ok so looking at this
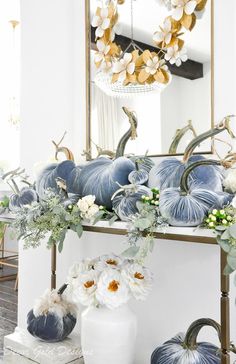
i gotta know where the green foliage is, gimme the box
[204,208,234,229]
[126,199,168,264]
[11,190,83,252]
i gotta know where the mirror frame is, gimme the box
[85,0,214,160]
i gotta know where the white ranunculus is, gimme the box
[171,0,197,21]
[92,7,111,38]
[122,263,153,300]
[83,195,96,207]
[96,269,130,309]
[72,270,98,307]
[94,253,124,271]
[77,198,89,213]
[224,169,236,193]
[85,204,100,220]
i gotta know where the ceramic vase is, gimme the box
[81,304,137,364]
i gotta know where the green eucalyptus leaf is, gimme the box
[76,224,83,238]
[134,217,151,231]
[229,246,236,257]
[227,254,236,270]
[121,246,140,258]
[216,237,231,253]
[109,214,118,226]
[220,228,230,240]
[58,229,67,253]
[215,225,227,232]
[224,263,235,275]
[52,206,62,214]
[92,211,104,225]
[228,224,236,239]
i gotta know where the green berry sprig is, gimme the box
[141,188,160,207]
[205,209,233,229]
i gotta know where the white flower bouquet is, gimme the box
[67,253,153,310]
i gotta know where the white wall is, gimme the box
[18,1,236,363]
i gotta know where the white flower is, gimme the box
[224,169,236,193]
[153,18,172,46]
[113,53,135,82]
[122,263,153,300]
[94,253,124,271]
[77,198,89,213]
[95,40,111,66]
[72,270,98,307]
[145,57,167,75]
[83,195,96,207]
[110,22,122,41]
[171,0,197,21]
[165,45,188,67]
[92,7,111,38]
[96,269,130,309]
[85,204,100,220]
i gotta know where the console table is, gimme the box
[0,215,232,363]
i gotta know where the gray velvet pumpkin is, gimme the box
[9,187,38,211]
[149,117,233,191]
[159,159,230,227]
[151,318,221,364]
[27,284,77,342]
[78,107,138,210]
[112,184,152,221]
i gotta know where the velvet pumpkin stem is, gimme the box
[168,120,197,154]
[182,115,235,163]
[180,159,221,194]
[115,107,138,159]
[184,318,221,350]
[57,284,68,295]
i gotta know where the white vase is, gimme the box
[81,304,137,364]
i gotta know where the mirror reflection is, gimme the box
[89,0,212,159]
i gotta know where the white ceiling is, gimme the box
[90,0,211,63]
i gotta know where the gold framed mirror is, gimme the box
[85,0,214,160]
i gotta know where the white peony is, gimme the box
[94,253,124,271]
[96,269,130,309]
[72,270,98,307]
[224,168,236,193]
[122,263,153,301]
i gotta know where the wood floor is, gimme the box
[0,266,18,359]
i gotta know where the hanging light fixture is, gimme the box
[94,0,171,97]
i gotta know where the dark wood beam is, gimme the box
[91,26,203,81]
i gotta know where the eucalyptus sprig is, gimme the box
[124,199,168,264]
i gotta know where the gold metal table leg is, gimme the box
[221,249,230,364]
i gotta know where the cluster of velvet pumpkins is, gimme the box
[8,115,235,228]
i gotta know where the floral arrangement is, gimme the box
[92,0,208,86]
[12,190,104,252]
[67,253,153,309]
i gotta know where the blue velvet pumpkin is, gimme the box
[9,187,38,211]
[112,184,152,221]
[151,318,221,364]
[149,119,232,191]
[159,159,228,227]
[78,157,135,210]
[128,160,149,185]
[36,160,82,198]
[27,284,77,342]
